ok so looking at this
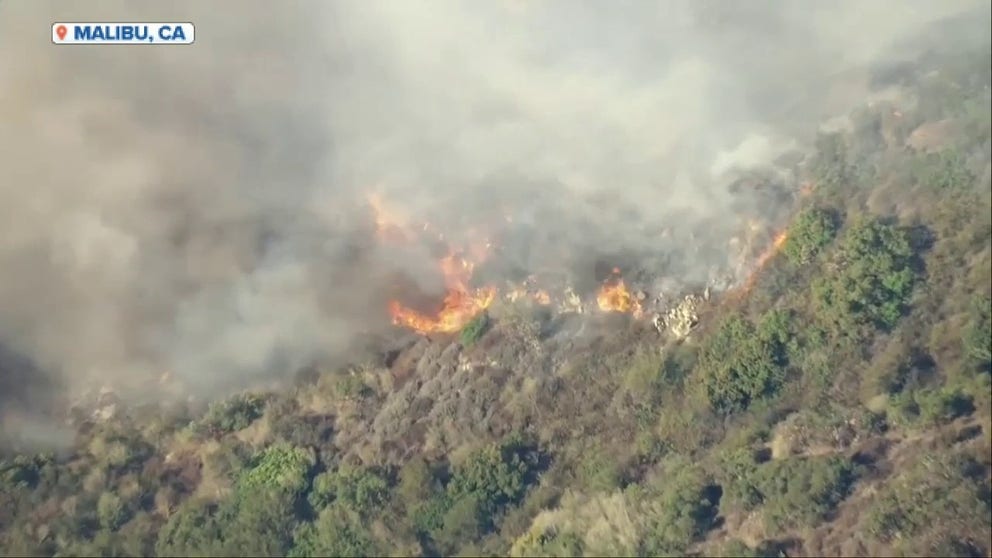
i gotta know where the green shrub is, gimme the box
[97,492,129,530]
[447,439,537,520]
[697,316,786,414]
[411,492,452,535]
[154,498,221,556]
[784,207,839,265]
[749,456,857,532]
[865,452,990,546]
[155,489,297,557]
[637,467,720,555]
[0,455,46,491]
[290,505,376,558]
[812,218,916,334]
[576,449,622,493]
[912,149,974,192]
[811,132,852,192]
[200,393,266,435]
[719,448,764,511]
[239,444,316,495]
[891,386,975,427]
[435,495,484,554]
[715,539,764,558]
[510,526,584,557]
[397,457,439,511]
[308,465,389,516]
[334,373,373,400]
[963,295,992,372]
[460,312,490,346]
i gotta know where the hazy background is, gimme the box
[1,0,989,447]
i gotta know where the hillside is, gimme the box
[1,40,991,558]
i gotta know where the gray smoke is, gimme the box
[0,0,988,445]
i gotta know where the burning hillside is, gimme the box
[597,268,645,318]
[367,182,804,338]
[388,252,498,334]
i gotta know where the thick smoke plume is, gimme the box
[0,0,988,445]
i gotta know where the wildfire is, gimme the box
[365,191,497,335]
[533,290,551,306]
[506,274,553,307]
[388,251,498,334]
[737,228,789,295]
[596,268,643,318]
[389,287,496,334]
[755,229,788,270]
[373,190,802,335]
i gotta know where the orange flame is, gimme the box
[506,276,552,306]
[533,290,551,306]
[755,230,788,270]
[738,229,789,295]
[389,250,497,334]
[370,192,499,335]
[596,268,643,317]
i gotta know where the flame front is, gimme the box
[737,228,789,295]
[752,230,788,271]
[389,286,496,334]
[368,192,498,335]
[388,249,497,334]
[597,268,643,317]
[533,290,551,306]
[374,191,800,334]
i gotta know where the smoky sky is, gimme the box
[0,0,989,435]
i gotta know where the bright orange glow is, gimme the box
[596,268,643,317]
[389,285,497,334]
[377,191,801,333]
[369,192,499,334]
[738,228,789,295]
[533,290,551,306]
[388,249,497,334]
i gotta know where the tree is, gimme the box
[697,316,786,414]
[811,132,852,192]
[199,393,267,435]
[154,498,222,556]
[963,295,992,371]
[97,491,129,531]
[289,505,377,558]
[435,495,484,554]
[813,218,916,334]
[637,467,720,555]
[239,444,316,495]
[784,207,839,265]
[912,149,974,192]
[155,488,300,557]
[446,438,538,526]
[308,465,389,516]
[397,457,437,510]
[752,456,857,531]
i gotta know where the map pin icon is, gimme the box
[56,25,67,41]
